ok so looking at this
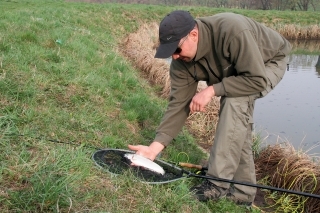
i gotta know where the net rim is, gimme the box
[92,148,186,184]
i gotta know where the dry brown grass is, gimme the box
[275,24,320,40]
[255,143,320,212]
[185,96,220,148]
[120,23,171,98]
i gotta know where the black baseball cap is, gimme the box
[155,10,195,59]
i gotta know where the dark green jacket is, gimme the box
[155,12,292,146]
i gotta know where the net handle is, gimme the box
[178,162,204,170]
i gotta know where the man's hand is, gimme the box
[128,142,165,161]
[189,85,215,113]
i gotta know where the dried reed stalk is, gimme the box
[185,96,220,146]
[120,22,171,97]
[255,143,320,212]
[274,24,320,40]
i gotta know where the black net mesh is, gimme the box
[92,149,185,184]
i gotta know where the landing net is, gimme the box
[92,149,185,184]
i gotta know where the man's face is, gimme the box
[172,29,198,62]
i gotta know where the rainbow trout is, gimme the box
[124,153,165,175]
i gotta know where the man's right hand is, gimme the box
[190,85,215,113]
[128,142,165,161]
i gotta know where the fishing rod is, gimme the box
[190,171,320,199]
[5,133,100,150]
[179,162,320,199]
[176,162,320,199]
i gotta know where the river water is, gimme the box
[254,53,320,156]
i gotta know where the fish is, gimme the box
[124,153,165,175]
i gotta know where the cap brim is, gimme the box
[154,40,180,59]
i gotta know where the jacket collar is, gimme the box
[193,19,213,61]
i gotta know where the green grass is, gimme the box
[0,0,319,212]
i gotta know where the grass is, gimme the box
[0,0,319,212]
[255,143,320,212]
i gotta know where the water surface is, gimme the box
[254,54,320,155]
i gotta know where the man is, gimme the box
[129,10,292,205]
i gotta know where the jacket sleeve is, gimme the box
[154,61,198,146]
[213,30,268,97]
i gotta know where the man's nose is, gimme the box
[172,54,179,60]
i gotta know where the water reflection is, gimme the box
[255,51,320,156]
[289,54,319,68]
[289,40,320,77]
[290,40,320,54]
[316,56,320,76]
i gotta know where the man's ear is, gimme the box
[189,29,198,42]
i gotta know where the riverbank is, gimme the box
[1,1,319,212]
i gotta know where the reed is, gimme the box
[120,23,171,98]
[274,24,320,40]
[255,143,320,212]
[185,96,220,148]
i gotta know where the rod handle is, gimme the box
[179,162,203,170]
